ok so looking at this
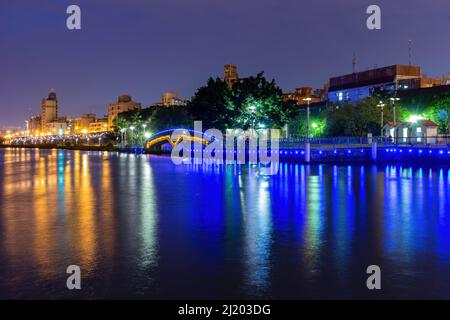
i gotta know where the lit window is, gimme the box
[390,128,395,137]
[403,128,408,143]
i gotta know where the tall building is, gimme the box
[108,95,141,130]
[223,64,239,87]
[41,91,58,131]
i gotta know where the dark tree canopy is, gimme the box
[230,72,298,130]
[187,78,234,131]
[187,72,298,131]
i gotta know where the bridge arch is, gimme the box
[144,129,209,149]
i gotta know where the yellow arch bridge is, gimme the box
[145,129,209,150]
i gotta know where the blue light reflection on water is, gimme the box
[0,148,450,299]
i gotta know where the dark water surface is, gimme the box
[0,148,449,299]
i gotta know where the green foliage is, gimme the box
[0,136,4,145]
[113,105,192,142]
[148,105,192,133]
[288,111,326,138]
[229,72,298,130]
[427,94,450,134]
[325,97,397,136]
[187,72,298,131]
[187,78,234,131]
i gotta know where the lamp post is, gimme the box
[130,126,135,146]
[120,128,127,146]
[142,124,147,145]
[390,97,400,124]
[303,97,312,163]
[377,101,385,136]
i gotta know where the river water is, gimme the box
[0,148,449,299]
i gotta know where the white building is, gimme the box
[383,119,438,144]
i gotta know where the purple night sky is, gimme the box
[1,0,449,127]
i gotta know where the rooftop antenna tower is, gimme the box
[408,39,413,66]
[352,52,356,73]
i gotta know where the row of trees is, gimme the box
[290,93,450,137]
[288,96,398,137]
[114,73,450,139]
[114,72,298,136]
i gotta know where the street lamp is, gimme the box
[302,97,312,163]
[390,97,400,124]
[142,124,147,145]
[302,97,312,140]
[120,128,127,145]
[130,126,135,145]
[377,101,386,136]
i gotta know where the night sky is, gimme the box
[1,0,449,127]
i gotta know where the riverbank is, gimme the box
[2,144,449,165]
[0,144,118,152]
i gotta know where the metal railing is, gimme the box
[280,136,450,148]
[377,136,450,147]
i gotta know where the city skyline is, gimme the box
[2,0,450,127]
[2,1,450,304]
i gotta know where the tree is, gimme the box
[148,105,192,133]
[325,97,397,136]
[113,104,192,143]
[230,72,298,130]
[288,110,326,138]
[187,78,234,131]
[427,94,450,134]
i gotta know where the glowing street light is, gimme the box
[302,97,312,139]
[129,126,136,145]
[303,97,312,163]
[408,115,424,123]
[377,101,386,136]
[390,97,400,124]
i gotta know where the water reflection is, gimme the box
[0,148,450,299]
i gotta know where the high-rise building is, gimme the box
[108,95,141,130]
[223,64,239,87]
[41,91,58,131]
